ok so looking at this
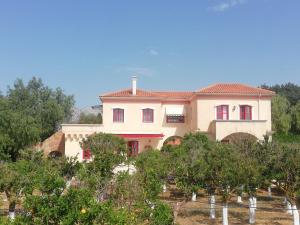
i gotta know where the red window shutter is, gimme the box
[143,108,153,122]
[82,145,91,160]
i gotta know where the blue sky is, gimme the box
[0,0,299,107]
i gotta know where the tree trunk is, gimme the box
[163,183,167,193]
[8,201,16,220]
[292,205,300,225]
[222,203,228,225]
[192,192,197,202]
[237,195,242,203]
[210,195,216,219]
[268,186,272,197]
[249,197,255,224]
[253,196,257,210]
[287,201,293,215]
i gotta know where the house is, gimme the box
[61,77,275,161]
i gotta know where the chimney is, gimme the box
[132,76,137,95]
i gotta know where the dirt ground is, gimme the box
[161,187,293,225]
[1,188,294,224]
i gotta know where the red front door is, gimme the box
[128,141,139,156]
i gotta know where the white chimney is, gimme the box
[132,76,137,95]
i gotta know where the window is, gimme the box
[128,141,139,157]
[240,105,252,120]
[113,108,124,122]
[82,148,91,160]
[216,105,229,120]
[143,108,154,123]
[166,115,185,123]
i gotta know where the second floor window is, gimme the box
[167,115,185,123]
[216,105,229,120]
[113,108,124,122]
[240,105,252,120]
[143,108,154,123]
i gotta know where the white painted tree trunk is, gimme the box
[222,204,228,225]
[268,186,272,197]
[293,205,300,225]
[237,195,243,203]
[8,211,15,220]
[163,183,167,193]
[192,192,197,202]
[66,180,71,189]
[249,197,255,224]
[283,197,287,204]
[287,201,293,215]
[253,196,257,210]
[210,195,216,219]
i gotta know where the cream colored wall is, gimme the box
[62,96,272,160]
[102,101,162,133]
[196,96,272,140]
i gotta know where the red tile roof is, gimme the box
[101,83,275,100]
[101,88,193,99]
[197,83,275,96]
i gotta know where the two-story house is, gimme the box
[62,77,275,161]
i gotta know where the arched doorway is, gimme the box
[48,151,63,158]
[163,136,183,146]
[221,132,258,144]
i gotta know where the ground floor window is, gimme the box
[128,141,139,156]
[82,148,91,160]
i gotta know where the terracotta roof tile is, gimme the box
[101,88,158,97]
[197,83,275,96]
[101,83,275,99]
[101,88,193,99]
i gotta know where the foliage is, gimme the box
[262,82,300,105]
[271,144,300,204]
[291,101,300,133]
[273,132,300,143]
[172,133,211,197]
[271,95,292,134]
[149,201,174,225]
[78,112,102,124]
[6,77,75,141]
[78,133,126,199]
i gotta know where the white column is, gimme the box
[192,192,197,202]
[249,197,255,224]
[222,204,228,225]
[293,205,300,225]
[210,195,216,219]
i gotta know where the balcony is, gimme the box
[211,120,270,141]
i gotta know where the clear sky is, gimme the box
[0,0,299,107]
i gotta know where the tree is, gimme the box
[204,143,246,225]
[78,133,127,200]
[271,95,292,134]
[261,83,300,105]
[0,98,40,161]
[78,112,102,124]
[272,144,300,225]
[6,77,75,140]
[172,133,211,201]
[291,101,300,133]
